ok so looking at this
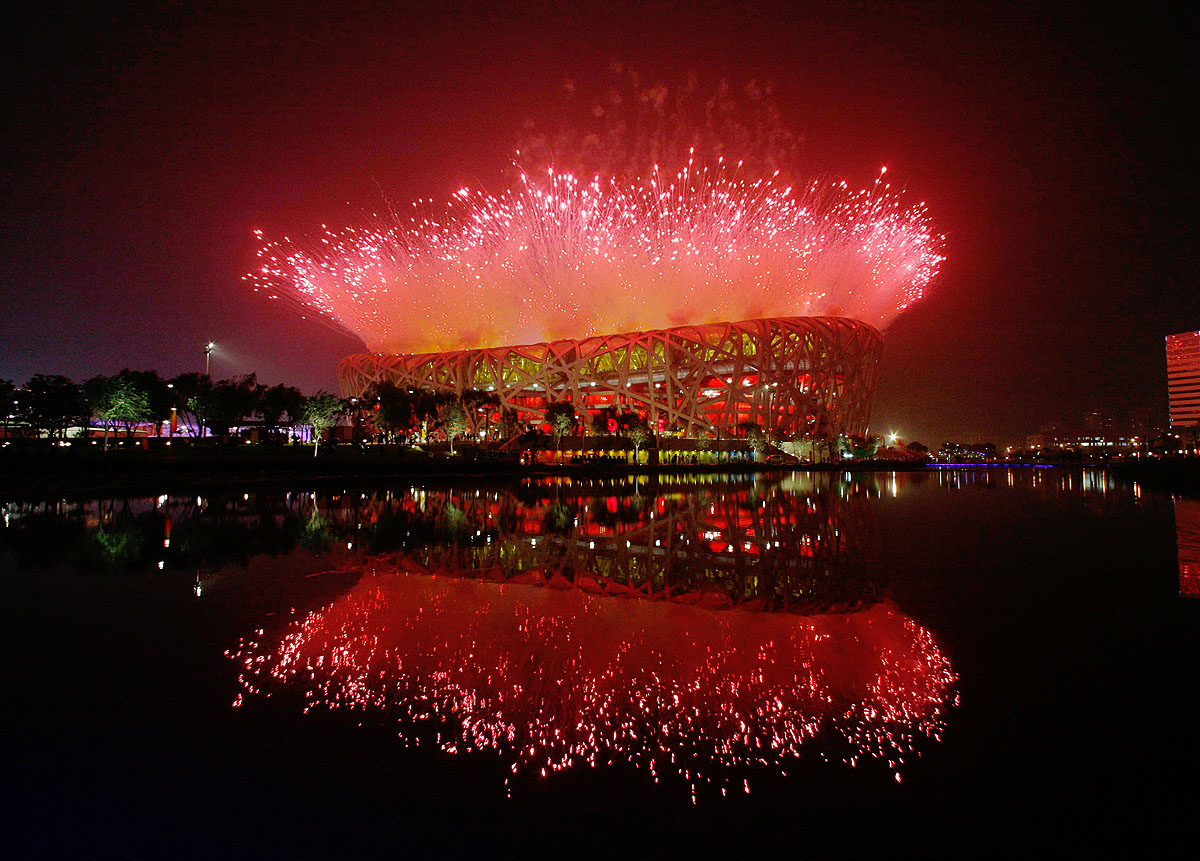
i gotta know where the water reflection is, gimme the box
[1176,497,1200,598]
[231,576,953,798]
[222,473,957,797]
[0,474,959,795]
[361,473,885,613]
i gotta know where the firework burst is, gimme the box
[247,158,943,353]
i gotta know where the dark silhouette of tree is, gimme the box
[189,374,261,439]
[412,389,443,443]
[461,389,501,440]
[23,374,87,438]
[497,407,522,441]
[118,369,173,430]
[591,406,620,437]
[0,379,18,436]
[259,383,304,440]
[366,381,415,442]
[168,373,212,437]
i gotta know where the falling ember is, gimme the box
[229,568,958,795]
[247,162,943,353]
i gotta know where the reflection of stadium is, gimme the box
[229,474,954,794]
[338,316,882,439]
[230,580,955,794]
[368,472,884,614]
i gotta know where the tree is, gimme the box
[300,392,342,457]
[85,375,152,451]
[906,440,929,457]
[497,407,522,442]
[23,374,88,438]
[850,434,880,459]
[438,399,469,454]
[835,434,852,460]
[168,373,211,437]
[118,369,172,432]
[188,374,261,439]
[0,379,18,437]
[545,402,577,462]
[738,421,768,460]
[591,406,619,438]
[259,383,304,440]
[367,381,415,443]
[461,389,501,440]
[623,414,653,463]
[412,389,443,444]
[790,436,816,463]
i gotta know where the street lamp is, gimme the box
[204,342,215,376]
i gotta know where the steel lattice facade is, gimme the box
[338,316,883,439]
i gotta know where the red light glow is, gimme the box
[229,568,957,797]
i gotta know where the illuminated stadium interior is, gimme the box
[339,316,882,440]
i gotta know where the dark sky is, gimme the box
[2,0,1196,445]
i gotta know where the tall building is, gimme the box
[1167,330,1200,428]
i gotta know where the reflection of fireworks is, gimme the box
[229,570,957,800]
[248,162,943,353]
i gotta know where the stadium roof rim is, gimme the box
[370,315,881,359]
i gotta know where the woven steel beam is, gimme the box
[338,316,883,440]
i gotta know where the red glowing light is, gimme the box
[229,568,957,796]
[247,163,943,353]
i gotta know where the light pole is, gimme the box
[204,342,215,376]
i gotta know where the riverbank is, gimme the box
[0,442,909,497]
[2,442,1198,497]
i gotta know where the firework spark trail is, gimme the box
[247,160,943,353]
[228,572,957,796]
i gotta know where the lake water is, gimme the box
[2,469,1196,854]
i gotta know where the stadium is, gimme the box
[338,315,883,440]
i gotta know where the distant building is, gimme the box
[937,441,999,462]
[1166,330,1200,428]
[1025,430,1141,457]
[1083,407,1116,438]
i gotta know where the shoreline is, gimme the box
[1,445,1197,498]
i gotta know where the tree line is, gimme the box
[0,371,655,454]
[0,370,343,449]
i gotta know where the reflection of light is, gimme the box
[1176,498,1200,599]
[230,573,957,798]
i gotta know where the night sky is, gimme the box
[2,1,1195,446]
